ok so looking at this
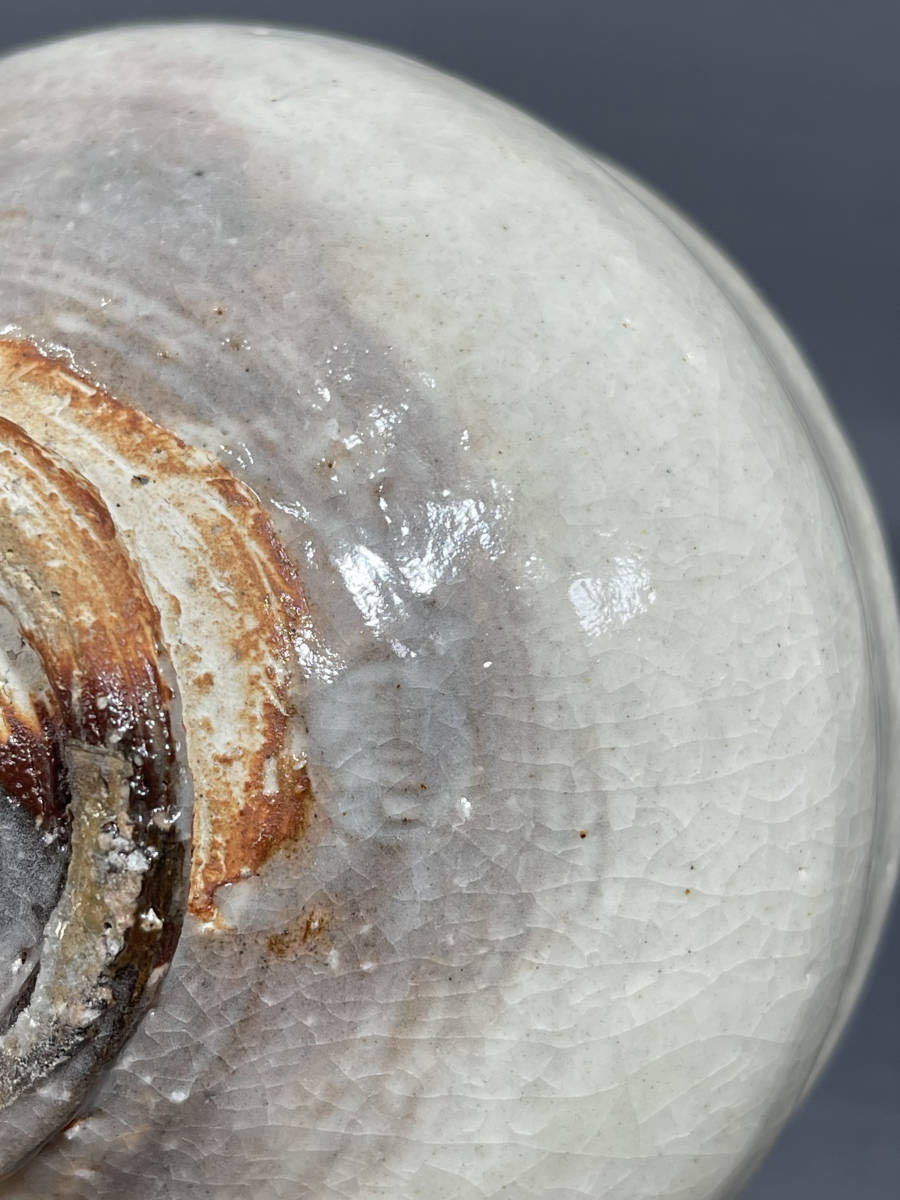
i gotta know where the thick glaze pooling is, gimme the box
[0,23,896,1200]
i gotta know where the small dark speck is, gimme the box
[579,830,588,839]
[684,888,691,895]
[194,170,205,177]
[419,783,427,791]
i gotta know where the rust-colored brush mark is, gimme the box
[0,417,175,797]
[267,908,329,959]
[0,413,186,1114]
[0,338,314,921]
[0,417,171,764]
[200,697,314,920]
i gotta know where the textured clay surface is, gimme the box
[0,24,896,1200]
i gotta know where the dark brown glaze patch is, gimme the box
[0,699,65,823]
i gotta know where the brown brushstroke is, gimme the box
[0,412,186,1156]
[267,908,330,959]
[0,414,173,785]
[0,338,313,920]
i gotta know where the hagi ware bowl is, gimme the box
[0,22,897,1200]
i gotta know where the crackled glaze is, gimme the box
[0,23,897,1200]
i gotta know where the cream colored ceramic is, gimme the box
[0,23,896,1200]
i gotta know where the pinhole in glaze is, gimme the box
[0,22,897,1200]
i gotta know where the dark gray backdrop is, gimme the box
[0,4,897,1196]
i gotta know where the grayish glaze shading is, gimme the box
[0,23,896,1200]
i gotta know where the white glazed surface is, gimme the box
[0,23,897,1200]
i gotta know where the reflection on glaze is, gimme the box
[568,554,657,638]
[397,493,510,596]
[0,25,894,1200]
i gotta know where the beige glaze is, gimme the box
[0,23,896,1200]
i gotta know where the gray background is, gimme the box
[0,3,897,1195]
